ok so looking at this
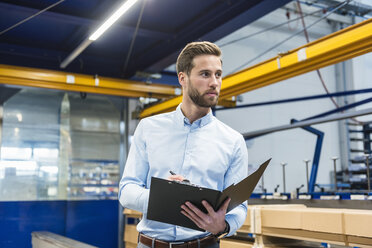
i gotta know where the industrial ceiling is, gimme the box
[0,0,292,86]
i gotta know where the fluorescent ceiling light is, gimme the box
[61,0,139,68]
[89,0,139,41]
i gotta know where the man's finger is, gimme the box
[181,205,204,227]
[201,200,215,215]
[220,197,231,212]
[185,201,207,219]
[168,175,185,181]
[181,210,203,228]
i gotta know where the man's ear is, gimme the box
[178,72,186,87]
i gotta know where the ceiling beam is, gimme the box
[0,64,181,99]
[139,17,372,118]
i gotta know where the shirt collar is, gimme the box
[175,103,214,128]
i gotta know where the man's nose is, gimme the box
[209,75,220,87]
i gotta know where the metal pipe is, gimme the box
[281,162,287,193]
[216,87,372,111]
[303,159,310,192]
[331,157,339,191]
[0,0,65,36]
[243,107,372,139]
[123,0,146,75]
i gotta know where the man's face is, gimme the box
[183,55,222,108]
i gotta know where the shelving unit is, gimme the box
[68,159,119,199]
[344,122,372,191]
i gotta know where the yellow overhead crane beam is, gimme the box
[140,18,372,118]
[0,64,181,99]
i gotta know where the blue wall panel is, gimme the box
[66,200,118,248]
[0,200,118,248]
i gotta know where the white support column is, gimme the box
[333,20,355,171]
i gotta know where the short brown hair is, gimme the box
[176,41,222,76]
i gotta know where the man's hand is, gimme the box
[180,197,231,234]
[168,174,185,181]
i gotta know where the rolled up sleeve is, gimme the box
[224,136,249,235]
[118,120,150,214]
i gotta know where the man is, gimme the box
[119,41,248,248]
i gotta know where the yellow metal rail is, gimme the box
[140,18,372,118]
[0,64,181,99]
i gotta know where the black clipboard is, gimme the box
[147,158,271,231]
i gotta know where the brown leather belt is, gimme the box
[138,233,218,248]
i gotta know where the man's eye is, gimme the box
[216,73,222,78]
[201,72,210,77]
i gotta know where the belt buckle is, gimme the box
[169,241,184,248]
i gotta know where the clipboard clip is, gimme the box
[168,179,203,189]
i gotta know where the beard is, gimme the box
[187,80,219,108]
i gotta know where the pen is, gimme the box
[169,170,176,175]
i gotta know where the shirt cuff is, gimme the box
[224,216,234,236]
[140,189,150,214]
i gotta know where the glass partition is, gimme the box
[0,88,121,201]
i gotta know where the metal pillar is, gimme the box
[118,98,129,248]
[303,159,310,193]
[291,119,324,194]
[58,93,70,199]
[281,162,287,193]
[332,20,355,173]
[331,157,339,191]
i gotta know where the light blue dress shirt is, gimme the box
[119,104,248,241]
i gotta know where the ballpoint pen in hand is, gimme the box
[169,170,176,176]
[169,170,190,184]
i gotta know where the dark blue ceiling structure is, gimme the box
[0,0,292,84]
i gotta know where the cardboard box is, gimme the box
[261,208,303,230]
[348,235,372,247]
[123,209,142,218]
[220,239,253,248]
[301,208,344,234]
[260,227,347,246]
[124,224,139,244]
[240,204,306,233]
[124,242,137,248]
[344,209,372,238]
[237,206,372,247]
